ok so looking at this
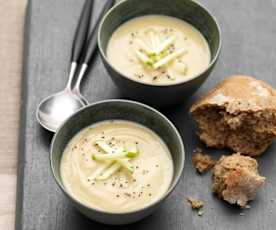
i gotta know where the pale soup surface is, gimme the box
[60,120,173,213]
[107,15,211,85]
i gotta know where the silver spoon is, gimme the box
[36,0,115,132]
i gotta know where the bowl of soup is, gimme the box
[98,0,221,107]
[50,99,185,225]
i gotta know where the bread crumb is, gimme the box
[186,197,204,209]
[197,209,204,216]
[192,152,216,173]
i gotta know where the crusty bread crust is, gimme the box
[190,75,276,156]
[191,75,276,114]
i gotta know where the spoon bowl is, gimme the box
[36,90,86,132]
[36,0,94,133]
[36,0,114,132]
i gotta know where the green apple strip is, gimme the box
[167,69,176,80]
[96,162,121,180]
[127,145,139,157]
[94,140,114,153]
[153,33,160,52]
[134,38,154,55]
[92,150,138,161]
[155,36,176,55]
[87,161,113,180]
[153,48,187,70]
[117,158,135,173]
[92,140,139,180]
[134,49,153,66]
[149,30,158,50]
[94,140,124,154]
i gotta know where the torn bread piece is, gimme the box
[192,152,216,173]
[212,153,265,208]
[190,75,276,156]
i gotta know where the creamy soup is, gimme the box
[107,15,211,85]
[60,120,173,213]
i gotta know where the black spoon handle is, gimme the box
[71,0,93,63]
[82,0,115,65]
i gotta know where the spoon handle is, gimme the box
[71,0,93,63]
[73,0,115,92]
[82,0,115,65]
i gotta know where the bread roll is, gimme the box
[190,75,276,156]
[212,153,265,207]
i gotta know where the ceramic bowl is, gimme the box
[98,0,221,107]
[50,99,185,225]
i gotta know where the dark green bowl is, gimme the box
[98,0,221,107]
[50,99,185,225]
